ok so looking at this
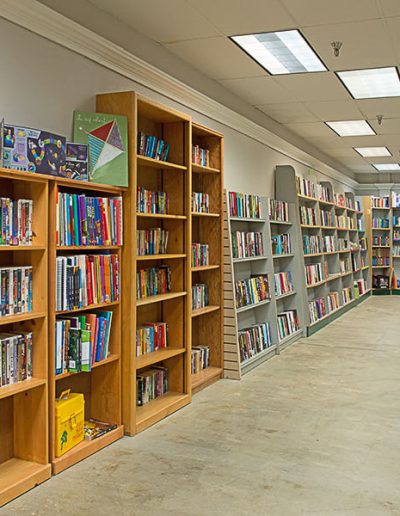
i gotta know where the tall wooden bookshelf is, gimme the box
[48,177,124,474]
[191,123,224,393]
[275,165,371,335]
[0,169,51,506]
[97,91,192,435]
[391,192,400,292]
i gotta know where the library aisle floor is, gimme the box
[5,297,400,515]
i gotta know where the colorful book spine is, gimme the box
[305,263,324,286]
[269,199,289,222]
[191,243,209,267]
[327,292,340,312]
[299,206,319,226]
[372,196,390,208]
[192,284,208,310]
[192,192,209,213]
[235,274,270,309]
[371,249,390,266]
[56,193,123,247]
[342,287,354,304]
[136,266,171,300]
[338,238,349,251]
[137,131,170,161]
[238,322,271,363]
[191,345,210,374]
[277,310,299,340]
[303,235,322,255]
[231,231,264,259]
[274,271,294,297]
[0,331,32,386]
[0,198,33,246]
[309,297,327,324]
[320,184,333,203]
[372,217,390,229]
[228,192,261,219]
[271,234,291,255]
[192,145,210,167]
[136,322,168,356]
[136,366,168,406]
[137,228,168,256]
[320,210,334,227]
[55,254,120,311]
[323,235,338,253]
[296,177,318,198]
[0,266,33,316]
[137,187,169,215]
[339,258,351,274]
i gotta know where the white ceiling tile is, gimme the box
[369,118,400,135]
[88,0,219,42]
[378,0,400,17]
[186,0,296,35]
[165,37,265,79]
[281,0,381,26]
[256,102,318,123]
[305,100,364,121]
[357,98,400,119]
[303,20,397,70]
[218,76,298,105]
[385,17,400,61]
[322,147,362,158]
[273,72,349,102]
[284,121,335,138]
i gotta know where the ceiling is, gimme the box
[87,0,400,175]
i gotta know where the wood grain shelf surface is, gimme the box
[136,212,186,220]
[191,305,220,318]
[230,216,266,223]
[136,253,186,261]
[191,366,222,394]
[192,163,220,174]
[55,176,125,194]
[0,311,47,326]
[191,211,220,218]
[0,459,51,507]
[136,291,187,307]
[135,392,190,434]
[136,348,185,369]
[0,245,46,252]
[137,155,187,171]
[54,354,120,381]
[52,425,124,475]
[232,255,267,263]
[55,300,120,315]
[191,264,220,272]
[0,378,46,400]
[270,220,292,225]
[0,167,48,184]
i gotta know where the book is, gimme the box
[192,284,208,310]
[277,310,299,340]
[73,111,128,187]
[238,322,271,362]
[84,418,117,440]
[65,142,88,181]
[192,192,209,213]
[235,274,270,309]
[136,322,168,356]
[305,263,324,286]
[191,346,210,374]
[269,199,289,222]
[0,266,33,316]
[271,233,291,255]
[274,271,294,297]
[0,331,32,387]
[137,187,169,214]
[231,231,264,259]
[137,132,170,162]
[137,228,168,256]
[303,234,322,255]
[0,198,33,246]
[192,145,210,167]
[136,266,171,300]
[299,206,319,226]
[191,243,209,267]
[228,192,261,219]
[136,366,168,406]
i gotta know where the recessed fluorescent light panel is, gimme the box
[373,163,400,171]
[337,67,400,99]
[354,147,391,157]
[326,120,376,137]
[230,29,326,75]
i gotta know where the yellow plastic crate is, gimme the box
[55,389,85,457]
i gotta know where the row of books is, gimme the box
[136,366,168,406]
[372,196,390,208]
[136,266,171,300]
[296,177,320,199]
[55,312,112,375]
[0,331,32,387]
[274,271,294,297]
[191,346,210,374]
[351,254,359,272]
[277,310,299,341]
[56,193,123,247]
[269,199,289,223]
[0,198,33,246]
[394,230,400,240]
[303,235,322,255]
[320,210,334,227]
[192,243,209,267]
[55,254,120,311]
[137,228,168,256]
[372,256,390,266]
[336,215,356,229]
[0,266,33,316]
[235,274,270,309]
[231,231,264,259]
[228,192,261,219]
[192,283,208,310]
[309,297,328,324]
[393,246,400,257]
[271,233,291,255]
[372,235,389,246]
[360,238,367,251]
[355,279,367,296]
[136,322,168,357]
[393,216,400,227]
[323,235,337,253]
[357,220,365,231]
[320,184,333,203]
[372,217,390,229]
[238,322,272,363]
[342,287,354,304]
[137,187,169,215]
[192,192,209,213]
[137,132,170,162]
[338,238,349,251]
[305,263,323,286]
[192,145,210,168]
[299,206,318,226]
[392,193,400,208]
[340,258,351,274]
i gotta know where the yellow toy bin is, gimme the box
[55,389,85,457]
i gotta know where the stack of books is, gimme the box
[137,187,169,215]
[305,263,324,286]
[136,322,168,356]
[136,366,168,406]
[235,274,270,308]
[0,331,32,386]
[228,192,261,219]
[299,206,319,226]
[271,233,291,255]
[269,199,289,222]
[191,346,210,374]
[192,145,210,167]
[136,266,171,300]
[192,284,208,310]
[274,271,294,297]
[137,132,170,161]
[303,235,322,255]
[277,310,299,340]
[192,243,209,267]
[342,287,354,304]
[238,322,271,362]
[137,228,168,256]
[0,266,33,316]
[0,198,33,246]
[231,231,264,259]
[323,235,338,253]
[320,210,334,227]
[309,297,327,323]
[192,192,209,213]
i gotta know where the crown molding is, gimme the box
[1,0,358,189]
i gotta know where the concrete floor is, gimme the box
[4,296,400,515]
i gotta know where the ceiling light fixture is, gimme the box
[373,163,400,171]
[230,29,327,75]
[336,67,400,99]
[354,147,391,157]
[331,41,343,57]
[325,120,376,137]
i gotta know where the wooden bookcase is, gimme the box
[48,177,124,474]
[0,168,51,506]
[191,123,224,393]
[96,91,192,436]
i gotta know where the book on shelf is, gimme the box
[299,206,319,226]
[357,219,365,231]
[136,366,168,406]
[274,271,294,297]
[371,249,390,266]
[305,263,324,286]
[192,145,210,167]
[338,238,349,251]
[56,192,123,247]
[84,418,118,440]
[136,322,168,357]
[0,198,33,246]
[351,254,358,272]
[372,217,390,229]
[0,331,32,386]
[296,177,318,198]
[327,292,340,312]
[238,322,271,362]
[393,246,400,257]
[228,192,261,219]
[339,257,351,274]
[231,231,264,259]
[191,346,210,374]
[269,199,289,222]
[137,228,168,256]
[137,131,170,162]
[271,233,291,255]
[392,193,400,208]
[342,287,354,304]
[335,193,346,208]
[192,283,208,310]
[137,187,169,215]
[372,196,390,208]
[235,274,270,309]
[192,243,209,267]
[323,235,338,253]
[0,266,33,316]
[393,215,400,227]
[336,215,353,229]
[309,297,327,324]
[303,235,322,255]
[55,311,113,375]
[277,310,299,340]
[354,279,367,297]
[136,266,171,300]
[55,254,120,311]
[372,235,389,246]
[192,192,209,214]
[320,209,334,228]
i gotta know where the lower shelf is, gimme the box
[136,392,190,434]
[240,345,277,376]
[278,329,303,351]
[192,366,222,394]
[0,459,51,507]
[52,425,124,475]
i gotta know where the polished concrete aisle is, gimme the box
[5,297,400,515]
